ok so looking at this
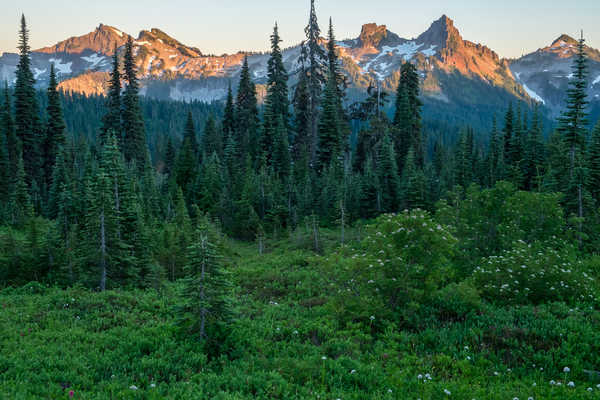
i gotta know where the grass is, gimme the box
[1,236,599,399]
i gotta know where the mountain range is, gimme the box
[1,15,599,129]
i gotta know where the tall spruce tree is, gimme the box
[587,120,600,201]
[1,83,18,180]
[43,64,66,196]
[222,82,235,141]
[317,70,342,170]
[558,32,589,176]
[101,46,121,146]
[121,36,148,168]
[300,0,327,162]
[14,14,42,187]
[235,56,259,160]
[393,62,423,170]
[262,23,289,160]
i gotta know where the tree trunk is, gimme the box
[99,210,107,291]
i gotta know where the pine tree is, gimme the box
[587,120,600,201]
[14,14,42,187]
[263,22,289,154]
[121,36,148,168]
[293,72,311,160]
[523,105,545,190]
[393,62,423,170]
[272,115,291,178]
[10,152,33,226]
[183,111,199,156]
[43,64,67,196]
[502,103,514,165]
[201,115,222,157]
[235,56,259,160]
[401,148,427,210]
[300,0,327,162]
[178,220,231,341]
[100,45,121,146]
[317,70,342,170]
[164,137,176,177]
[376,133,400,212]
[222,82,235,141]
[558,32,589,177]
[1,83,18,180]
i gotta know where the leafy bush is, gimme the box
[473,240,597,305]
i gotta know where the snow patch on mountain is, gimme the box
[110,27,123,37]
[522,83,545,104]
[33,68,46,79]
[48,58,72,75]
[134,41,151,46]
[593,75,600,85]
[81,53,106,68]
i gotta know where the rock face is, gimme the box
[509,34,600,115]
[1,16,598,124]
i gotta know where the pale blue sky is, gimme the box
[1,0,599,58]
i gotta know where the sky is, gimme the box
[1,0,599,59]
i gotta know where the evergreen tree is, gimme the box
[272,115,291,178]
[300,0,327,162]
[14,14,42,187]
[263,22,289,154]
[558,32,589,176]
[317,70,342,170]
[1,83,18,180]
[201,116,222,157]
[100,46,121,146]
[393,62,423,169]
[293,72,311,160]
[222,83,235,140]
[164,137,176,177]
[401,148,427,210]
[178,220,231,341]
[587,120,600,201]
[502,103,514,165]
[121,36,148,168]
[43,64,67,196]
[376,133,400,212]
[235,56,259,160]
[183,111,199,156]
[10,153,33,226]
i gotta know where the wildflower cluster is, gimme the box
[473,240,596,305]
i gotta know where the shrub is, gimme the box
[473,240,597,305]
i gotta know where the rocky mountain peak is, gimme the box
[417,14,462,50]
[36,24,130,55]
[550,34,578,48]
[358,23,389,48]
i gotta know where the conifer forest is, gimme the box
[1,2,600,399]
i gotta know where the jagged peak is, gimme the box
[417,14,462,48]
[550,34,578,47]
[358,23,393,48]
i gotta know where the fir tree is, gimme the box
[317,70,342,170]
[121,36,148,168]
[177,220,231,342]
[263,22,289,149]
[100,45,121,146]
[300,0,327,162]
[393,62,423,169]
[201,116,222,157]
[14,14,42,187]
[10,152,33,226]
[235,56,259,160]
[587,120,600,201]
[222,82,235,140]
[272,115,291,178]
[164,137,176,177]
[43,64,67,195]
[293,72,311,160]
[183,111,199,156]
[376,133,400,212]
[558,32,589,176]
[1,83,18,180]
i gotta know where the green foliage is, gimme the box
[473,240,597,306]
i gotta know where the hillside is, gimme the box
[1,229,599,399]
